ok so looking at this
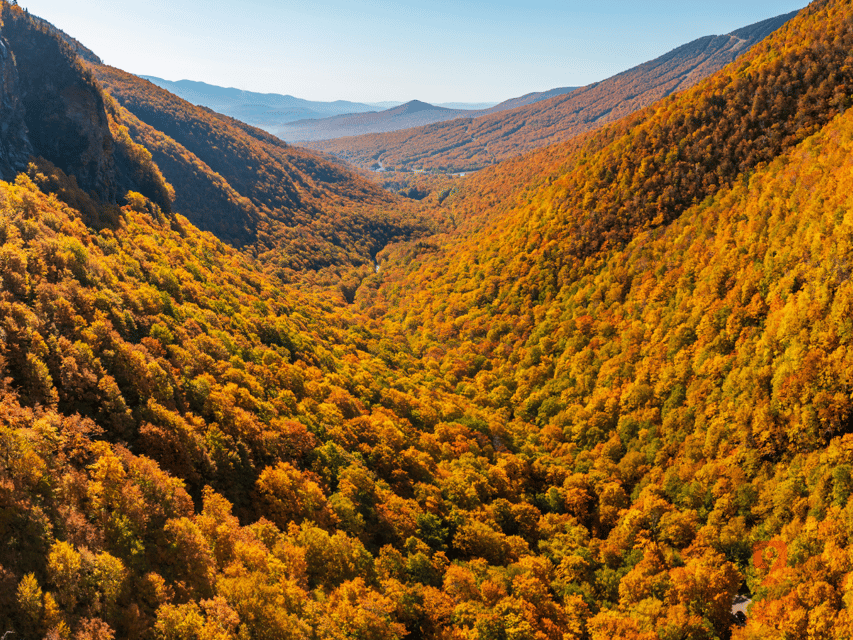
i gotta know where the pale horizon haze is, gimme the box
[21,0,808,104]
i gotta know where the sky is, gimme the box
[21,0,809,104]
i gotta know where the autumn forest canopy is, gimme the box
[2,1,853,640]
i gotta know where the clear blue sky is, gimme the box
[22,0,808,103]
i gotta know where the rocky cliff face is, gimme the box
[0,3,172,211]
[1,4,119,200]
[0,32,32,179]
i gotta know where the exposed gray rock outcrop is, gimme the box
[0,3,172,212]
[0,33,32,179]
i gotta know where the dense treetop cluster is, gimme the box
[3,1,853,639]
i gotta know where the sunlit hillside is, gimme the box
[2,1,853,639]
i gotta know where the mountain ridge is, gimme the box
[306,10,799,172]
[0,3,172,210]
[273,90,582,142]
[140,75,381,122]
[140,77,513,138]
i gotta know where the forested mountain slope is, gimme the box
[90,65,433,276]
[479,86,578,115]
[0,3,432,278]
[409,0,850,277]
[306,11,797,173]
[4,1,853,640]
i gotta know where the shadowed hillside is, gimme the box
[90,65,434,275]
[0,4,172,210]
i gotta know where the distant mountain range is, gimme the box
[139,77,383,123]
[138,77,509,135]
[272,88,579,142]
[140,76,578,143]
[306,11,799,172]
[278,99,474,142]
